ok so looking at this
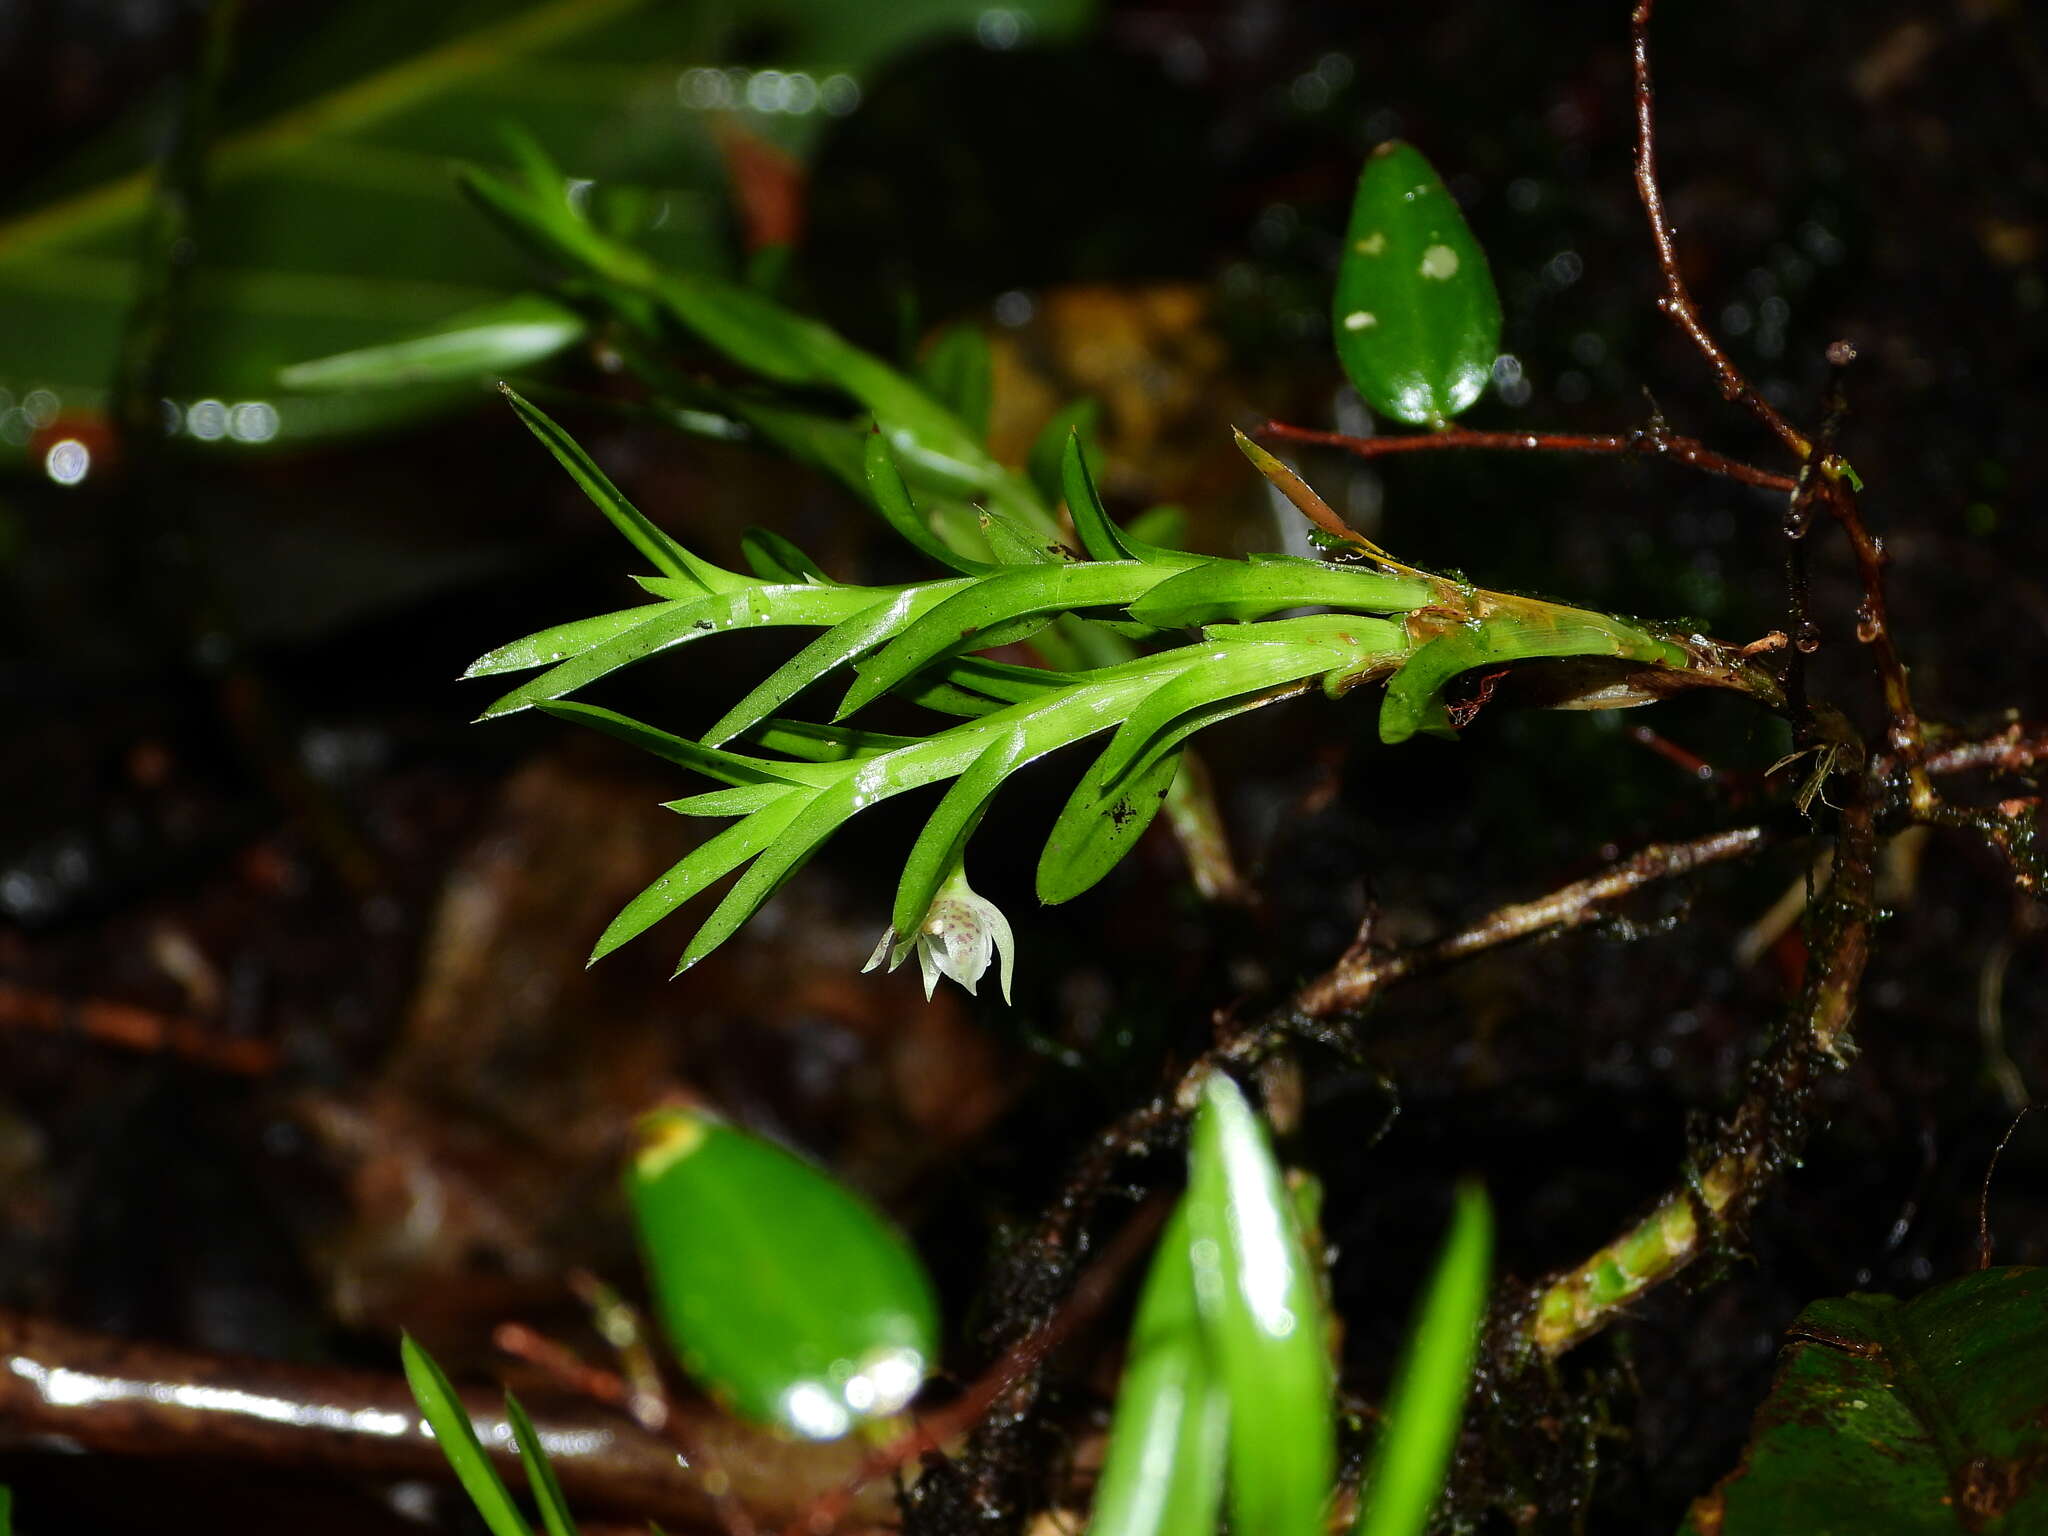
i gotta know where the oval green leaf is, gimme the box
[626,1108,939,1441]
[1333,142,1502,429]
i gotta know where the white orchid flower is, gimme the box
[863,865,1015,1003]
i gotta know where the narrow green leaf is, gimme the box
[279,294,586,391]
[740,719,922,762]
[626,1108,939,1440]
[591,791,809,963]
[1036,746,1183,906]
[1060,430,1138,562]
[703,582,973,746]
[675,780,869,973]
[1333,142,1503,428]
[499,387,746,593]
[740,528,833,585]
[1186,1073,1335,1536]
[505,1393,581,1536]
[892,732,1028,937]
[979,505,1067,567]
[1355,1182,1493,1536]
[840,563,1170,718]
[534,701,820,787]
[464,602,672,679]
[663,785,789,818]
[1128,556,1432,628]
[918,321,993,442]
[1027,397,1101,508]
[862,428,996,576]
[400,1336,532,1536]
[1088,1198,1230,1536]
[479,585,863,719]
[1681,1267,2048,1535]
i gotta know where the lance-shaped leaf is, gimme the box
[675,778,871,974]
[1036,746,1186,906]
[742,719,922,762]
[1681,1266,2048,1535]
[839,562,1174,718]
[478,584,869,720]
[535,701,834,788]
[1060,430,1140,563]
[1128,556,1432,629]
[892,732,1028,939]
[400,1337,532,1536]
[1186,1073,1336,1536]
[1378,610,1688,745]
[1089,1198,1231,1536]
[464,601,673,679]
[504,1394,581,1536]
[279,293,587,392]
[862,430,996,575]
[740,528,834,585]
[1355,1182,1492,1536]
[590,790,810,963]
[1333,142,1502,429]
[499,388,747,593]
[1029,398,1101,508]
[626,1108,939,1441]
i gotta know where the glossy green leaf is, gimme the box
[499,388,745,592]
[278,293,586,391]
[1680,1267,2048,1536]
[673,780,869,974]
[740,527,833,585]
[702,582,971,746]
[839,562,1171,718]
[1377,610,1689,746]
[534,701,830,788]
[1355,1182,1492,1536]
[400,1335,532,1536]
[978,505,1066,567]
[1186,1073,1335,1536]
[625,1107,939,1439]
[918,321,993,443]
[504,1393,580,1536]
[741,718,921,762]
[1036,745,1184,906]
[1333,141,1503,428]
[1127,556,1431,629]
[464,601,673,679]
[590,790,809,962]
[861,428,996,576]
[1060,430,1139,562]
[1089,1199,1230,1536]
[478,584,865,720]
[893,732,1028,937]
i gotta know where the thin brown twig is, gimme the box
[1255,419,1797,494]
[1294,824,1774,1019]
[1630,0,1812,460]
[0,981,276,1075]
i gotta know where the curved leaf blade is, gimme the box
[892,731,1027,937]
[464,601,671,679]
[400,1336,532,1536]
[1036,746,1183,907]
[590,790,809,963]
[1128,557,1431,629]
[279,293,586,391]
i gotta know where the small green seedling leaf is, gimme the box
[400,1335,532,1536]
[1355,1182,1493,1536]
[1186,1073,1335,1536]
[625,1107,939,1440]
[505,1393,581,1536]
[1334,142,1502,428]
[279,293,586,391]
[1089,1199,1230,1536]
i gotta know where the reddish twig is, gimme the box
[0,981,275,1075]
[1255,419,1796,494]
[1630,0,1811,460]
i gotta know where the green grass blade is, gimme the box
[703,581,971,746]
[505,1392,581,1536]
[674,781,868,974]
[464,602,672,679]
[839,563,1168,718]
[1355,1182,1492,1536]
[400,1336,532,1536]
[1059,429,1138,562]
[591,791,809,963]
[498,387,745,592]
[1187,1073,1335,1536]
[1088,1198,1230,1536]
[892,731,1027,936]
